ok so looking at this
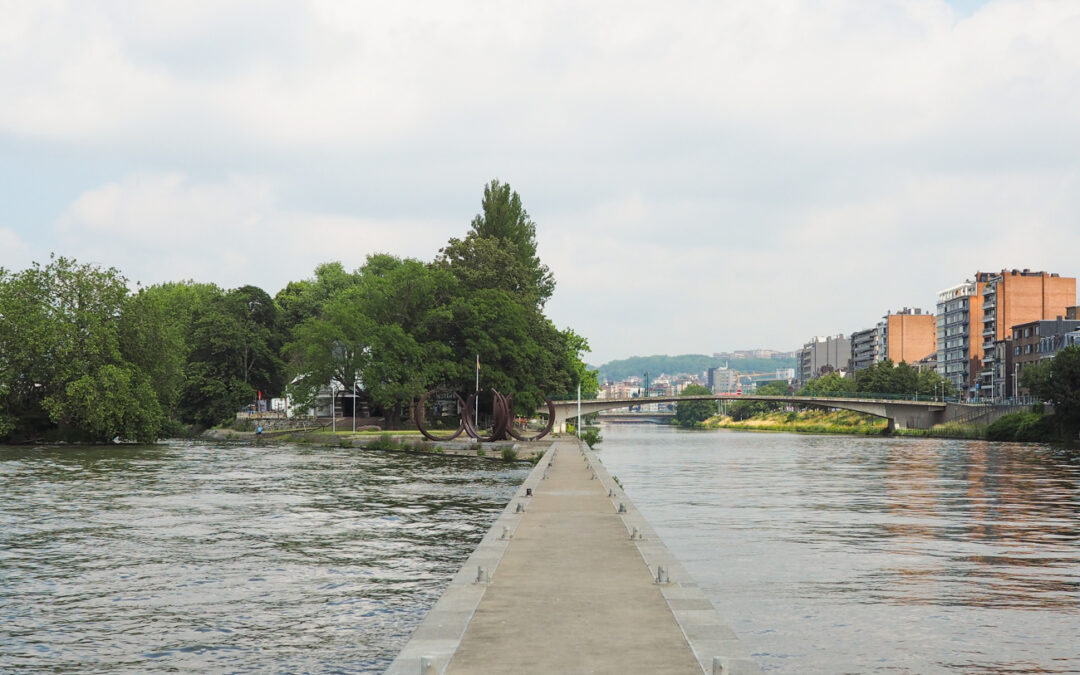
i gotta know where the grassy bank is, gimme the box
[703,408,987,439]
[704,409,888,435]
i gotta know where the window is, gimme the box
[1025,345,1033,354]
[1015,346,1021,356]
[1035,326,1040,335]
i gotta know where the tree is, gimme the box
[275,262,360,332]
[675,383,717,427]
[799,372,856,397]
[728,380,789,420]
[180,285,285,427]
[1028,346,1080,438]
[0,256,166,442]
[437,179,554,309]
[286,286,375,415]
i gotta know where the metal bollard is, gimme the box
[655,565,669,584]
[631,526,641,540]
[525,488,533,496]
[712,657,727,675]
[421,655,436,674]
[476,566,488,583]
[501,526,510,540]
[590,472,596,480]
[516,502,526,513]
[618,502,626,513]
[608,488,615,497]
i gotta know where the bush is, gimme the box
[366,434,400,451]
[501,446,518,462]
[581,427,602,449]
[986,412,1058,442]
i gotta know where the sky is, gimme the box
[2,0,1078,365]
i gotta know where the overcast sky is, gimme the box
[2,0,1078,364]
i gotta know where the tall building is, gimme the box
[707,366,738,393]
[936,274,992,395]
[797,335,851,384]
[978,270,1076,398]
[880,308,937,364]
[1008,317,1080,399]
[849,327,878,372]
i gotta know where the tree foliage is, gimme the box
[0,179,594,440]
[0,257,164,442]
[1024,345,1080,438]
[728,380,790,420]
[675,383,717,427]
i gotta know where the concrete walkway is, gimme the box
[388,436,761,674]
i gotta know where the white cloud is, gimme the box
[55,173,453,291]
[3,0,1080,362]
[0,228,31,269]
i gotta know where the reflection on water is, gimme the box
[0,441,527,673]
[597,425,1080,674]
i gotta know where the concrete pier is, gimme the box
[387,436,762,674]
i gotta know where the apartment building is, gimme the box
[850,327,878,372]
[1007,317,1080,399]
[979,270,1076,398]
[880,308,937,364]
[797,335,851,385]
[936,274,991,396]
[707,366,738,394]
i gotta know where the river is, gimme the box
[0,441,528,673]
[597,424,1080,674]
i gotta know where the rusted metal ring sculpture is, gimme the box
[415,388,555,442]
[413,389,467,441]
[505,393,556,442]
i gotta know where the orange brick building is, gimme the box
[979,269,1077,397]
[880,309,936,364]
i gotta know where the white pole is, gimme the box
[352,383,356,433]
[577,382,581,438]
[331,385,336,433]
[475,354,480,430]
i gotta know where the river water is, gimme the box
[0,441,528,673]
[597,424,1080,674]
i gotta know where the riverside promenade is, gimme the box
[387,436,762,674]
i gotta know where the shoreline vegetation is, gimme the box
[0,180,598,445]
[697,408,1062,443]
[202,426,549,463]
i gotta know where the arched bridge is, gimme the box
[543,395,1021,432]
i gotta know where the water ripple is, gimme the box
[0,441,528,673]
[598,425,1080,674]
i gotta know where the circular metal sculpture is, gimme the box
[415,388,555,442]
[413,389,467,441]
[505,393,556,442]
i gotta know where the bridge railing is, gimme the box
[549,392,968,404]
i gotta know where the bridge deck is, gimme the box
[388,437,761,674]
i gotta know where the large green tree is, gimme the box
[1024,345,1080,438]
[0,257,163,442]
[675,383,718,427]
[180,284,285,427]
[437,179,554,310]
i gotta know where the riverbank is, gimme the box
[201,427,550,462]
[702,408,987,439]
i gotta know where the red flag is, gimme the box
[258,390,262,400]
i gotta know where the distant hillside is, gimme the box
[596,354,797,382]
